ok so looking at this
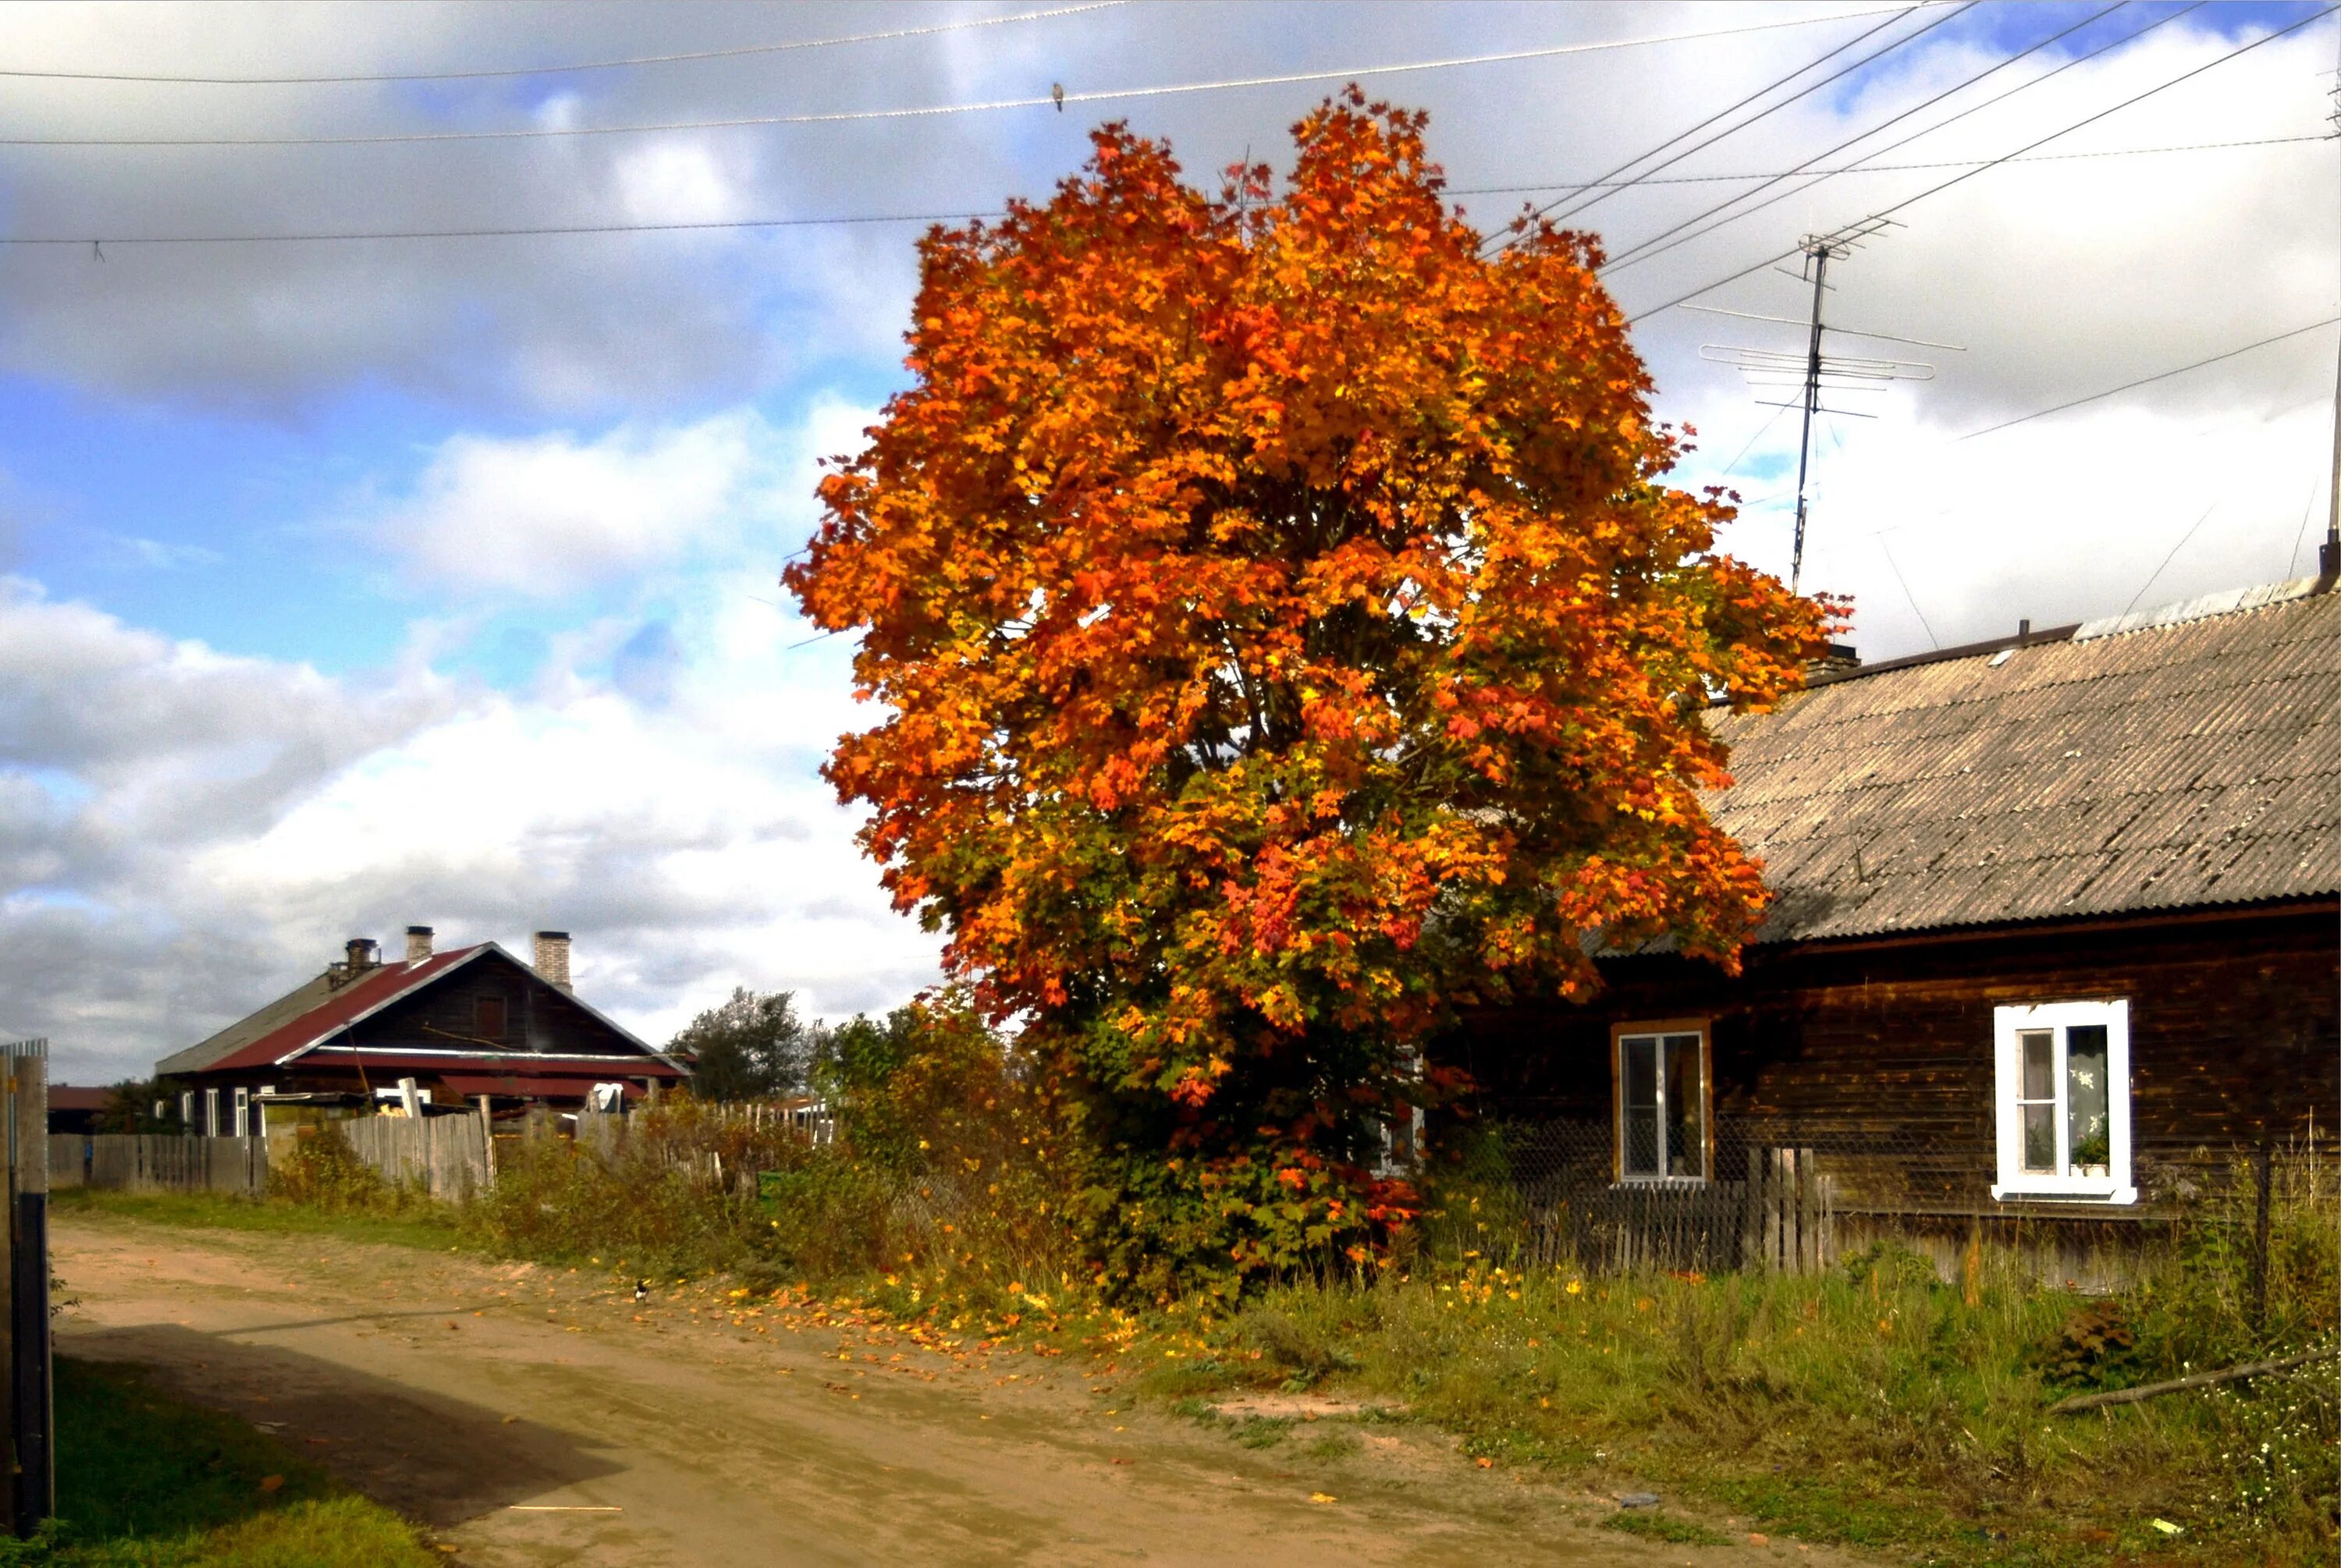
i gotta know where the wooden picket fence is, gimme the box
[60,1112,494,1203]
[331,1114,493,1201]
[1515,1136,1838,1275]
[53,1134,268,1196]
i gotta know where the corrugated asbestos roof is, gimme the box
[1706,576,2341,944]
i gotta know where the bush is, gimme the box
[265,1126,403,1214]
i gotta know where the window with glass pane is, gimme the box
[2066,1025,2110,1176]
[1993,1000,2130,1201]
[1617,1029,1704,1181]
[2016,1029,2055,1174]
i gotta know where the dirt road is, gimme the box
[55,1211,1860,1566]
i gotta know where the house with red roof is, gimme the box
[157,926,685,1131]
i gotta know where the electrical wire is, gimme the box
[1603,1,2133,273]
[0,3,1128,85]
[1604,1,2204,276]
[1951,315,2341,442]
[0,131,2312,248]
[1624,3,2339,323]
[1475,1,1948,254]
[0,5,1938,148]
[1457,133,2326,197]
[2121,501,2219,615]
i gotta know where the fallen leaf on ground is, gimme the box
[1309,1492,1337,1505]
[258,1475,284,1493]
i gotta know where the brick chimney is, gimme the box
[344,937,379,974]
[533,930,572,991]
[405,925,435,964]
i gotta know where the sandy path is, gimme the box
[53,1211,1858,1567]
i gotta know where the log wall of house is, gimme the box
[1446,903,2340,1219]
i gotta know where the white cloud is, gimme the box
[375,410,780,595]
[0,399,939,1084]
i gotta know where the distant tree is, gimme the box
[99,1078,179,1134]
[670,988,811,1102]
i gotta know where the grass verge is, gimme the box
[12,1356,440,1566]
[51,1188,463,1254]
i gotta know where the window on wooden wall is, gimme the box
[474,996,509,1043]
[1991,999,2133,1204]
[1613,1022,1708,1183]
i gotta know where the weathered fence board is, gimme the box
[332,1114,491,1201]
[1514,1133,1838,1275]
[76,1135,265,1196]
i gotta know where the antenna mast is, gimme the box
[1701,218,1941,595]
[1789,221,1890,594]
[2326,65,2341,576]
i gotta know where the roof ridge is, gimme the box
[2070,573,2336,643]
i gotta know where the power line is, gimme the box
[2122,501,2219,615]
[1951,315,2341,442]
[1477,1,1948,254]
[0,132,2310,250]
[1604,1,2205,276]
[0,5,1938,149]
[1603,0,2134,273]
[1461,133,2328,197]
[0,2,1127,85]
[1625,3,2340,324]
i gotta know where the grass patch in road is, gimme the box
[52,1188,464,1254]
[30,1356,439,1566]
[1600,1509,1729,1547]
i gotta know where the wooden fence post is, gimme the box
[8,1047,52,1535]
[474,1098,496,1182]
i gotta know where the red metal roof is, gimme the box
[48,1087,113,1112]
[201,946,489,1074]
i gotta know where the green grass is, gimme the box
[1601,1509,1730,1547]
[52,1189,463,1254]
[1141,1239,2339,1568]
[16,1357,440,1566]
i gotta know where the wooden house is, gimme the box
[1445,576,2341,1272]
[156,927,685,1133]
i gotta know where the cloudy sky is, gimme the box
[2,0,2334,1083]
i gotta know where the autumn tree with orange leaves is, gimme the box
[787,93,1831,1294]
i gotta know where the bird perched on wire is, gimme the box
[1051,83,1064,112]
[633,1279,649,1302]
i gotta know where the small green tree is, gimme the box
[670,988,812,1102]
[98,1078,179,1134]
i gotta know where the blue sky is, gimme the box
[2,0,2336,1081]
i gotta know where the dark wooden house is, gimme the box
[157,927,684,1133]
[1448,576,2341,1272]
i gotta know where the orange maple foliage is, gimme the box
[789,93,1832,1286]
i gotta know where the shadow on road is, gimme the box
[63,1324,623,1527]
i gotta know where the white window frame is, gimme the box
[1613,1020,1710,1187]
[1991,999,2134,1204]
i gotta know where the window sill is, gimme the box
[1991,1183,2137,1207]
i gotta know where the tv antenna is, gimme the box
[1696,217,1956,593]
